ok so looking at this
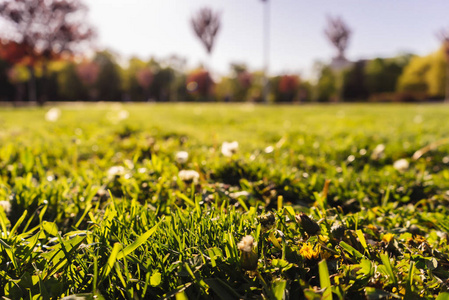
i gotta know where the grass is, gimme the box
[0,102,449,299]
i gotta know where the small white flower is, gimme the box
[221,141,239,157]
[108,166,125,177]
[264,146,274,154]
[371,144,385,160]
[393,159,409,172]
[118,110,129,121]
[0,200,12,215]
[45,108,61,122]
[178,170,199,183]
[237,235,255,253]
[175,151,189,164]
[230,191,250,198]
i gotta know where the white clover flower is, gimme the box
[45,108,61,122]
[264,146,274,154]
[0,200,12,215]
[371,144,385,160]
[175,151,189,164]
[237,235,255,253]
[107,166,125,177]
[221,141,239,157]
[178,170,199,184]
[117,110,129,121]
[393,159,409,172]
[229,191,250,199]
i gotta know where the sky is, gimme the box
[87,0,449,78]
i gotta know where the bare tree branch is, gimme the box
[191,7,221,55]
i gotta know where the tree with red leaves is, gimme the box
[136,68,154,101]
[0,0,95,103]
[186,69,214,101]
[278,75,300,102]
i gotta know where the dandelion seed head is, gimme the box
[264,146,274,154]
[45,108,61,122]
[393,159,409,172]
[178,170,199,183]
[175,151,189,164]
[221,141,239,157]
[237,235,254,253]
[0,200,12,215]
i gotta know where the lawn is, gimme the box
[1,103,449,299]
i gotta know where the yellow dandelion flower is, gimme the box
[300,243,321,260]
[382,233,394,243]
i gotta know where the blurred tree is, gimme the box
[166,55,187,101]
[93,51,122,101]
[341,60,368,101]
[191,7,221,70]
[76,60,100,100]
[314,63,337,102]
[0,0,95,103]
[277,74,300,102]
[57,61,86,101]
[324,16,352,101]
[121,57,148,101]
[136,68,154,101]
[230,63,253,101]
[0,58,19,102]
[437,28,449,102]
[397,49,446,100]
[324,16,351,61]
[191,7,221,55]
[186,68,214,101]
[364,55,411,96]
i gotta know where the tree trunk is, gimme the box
[446,61,449,103]
[38,63,49,106]
[27,65,37,103]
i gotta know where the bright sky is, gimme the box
[88,0,449,78]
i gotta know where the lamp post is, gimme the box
[261,0,270,103]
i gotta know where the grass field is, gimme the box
[1,103,449,299]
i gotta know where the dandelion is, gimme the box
[0,200,11,215]
[238,235,258,270]
[45,108,61,122]
[178,170,199,184]
[393,159,409,172]
[229,191,250,199]
[371,144,385,160]
[107,166,125,177]
[117,110,129,121]
[237,235,254,253]
[299,243,321,260]
[295,213,321,236]
[264,146,274,154]
[382,233,394,243]
[175,151,189,164]
[221,141,238,157]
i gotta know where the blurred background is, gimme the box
[1,0,449,104]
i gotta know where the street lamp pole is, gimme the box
[262,0,270,103]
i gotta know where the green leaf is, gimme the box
[380,252,397,285]
[150,271,161,287]
[42,221,59,236]
[272,280,287,300]
[319,260,332,300]
[339,241,363,259]
[204,278,241,300]
[436,292,449,300]
[100,242,122,281]
[116,222,159,260]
